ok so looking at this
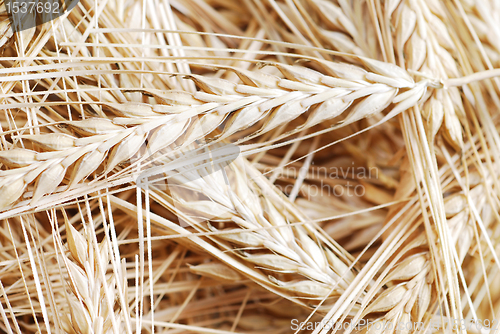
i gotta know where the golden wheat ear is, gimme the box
[1,0,500,333]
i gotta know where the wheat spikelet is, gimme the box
[62,211,118,334]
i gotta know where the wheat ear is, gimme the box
[0,59,431,213]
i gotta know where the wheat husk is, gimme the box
[0,0,500,333]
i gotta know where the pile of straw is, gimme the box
[0,0,499,333]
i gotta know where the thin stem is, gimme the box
[444,68,500,88]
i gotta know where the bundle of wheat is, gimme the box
[0,0,499,333]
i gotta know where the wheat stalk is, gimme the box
[1,0,500,333]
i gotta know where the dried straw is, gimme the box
[0,0,500,333]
